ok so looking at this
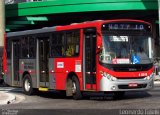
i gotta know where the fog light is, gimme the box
[111,86,116,90]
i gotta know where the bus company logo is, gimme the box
[57,62,64,68]
[129,68,137,71]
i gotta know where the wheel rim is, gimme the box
[24,78,31,92]
[72,81,76,94]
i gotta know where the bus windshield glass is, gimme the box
[99,35,152,64]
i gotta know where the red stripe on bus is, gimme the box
[3,33,7,73]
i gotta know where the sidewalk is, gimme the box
[0,91,16,105]
[154,75,160,86]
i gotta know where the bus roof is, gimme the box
[7,26,56,37]
[7,20,103,37]
[7,19,151,37]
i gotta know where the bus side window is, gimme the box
[21,37,27,58]
[50,30,80,57]
[50,32,64,57]
[66,30,80,57]
[29,37,36,58]
[21,36,36,59]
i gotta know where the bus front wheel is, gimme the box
[23,74,34,95]
[72,76,82,100]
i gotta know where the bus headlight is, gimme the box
[146,76,150,80]
[145,73,154,80]
[103,72,117,81]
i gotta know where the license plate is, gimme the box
[128,83,138,87]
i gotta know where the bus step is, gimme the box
[39,87,49,91]
[83,90,95,92]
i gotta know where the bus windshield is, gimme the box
[99,35,152,64]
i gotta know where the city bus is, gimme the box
[3,19,154,99]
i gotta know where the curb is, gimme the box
[154,80,160,87]
[0,91,16,105]
[154,81,160,84]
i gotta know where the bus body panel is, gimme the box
[98,65,154,91]
[48,58,56,89]
[19,59,37,88]
[5,59,12,86]
[100,76,154,91]
[54,58,83,90]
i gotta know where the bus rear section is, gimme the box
[4,19,154,100]
[4,27,85,99]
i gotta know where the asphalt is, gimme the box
[0,76,160,105]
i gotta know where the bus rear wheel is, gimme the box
[23,74,34,95]
[72,76,82,100]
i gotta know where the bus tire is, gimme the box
[113,91,125,99]
[23,74,34,95]
[72,76,82,100]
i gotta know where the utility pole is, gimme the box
[0,0,5,51]
[159,0,160,42]
[0,0,5,76]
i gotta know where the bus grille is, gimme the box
[117,77,146,79]
[118,84,147,89]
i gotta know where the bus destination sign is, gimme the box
[102,23,151,31]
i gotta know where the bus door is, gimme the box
[12,40,20,86]
[39,38,49,87]
[83,28,97,90]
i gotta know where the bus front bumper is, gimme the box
[100,76,154,92]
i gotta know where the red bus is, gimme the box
[4,19,154,99]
